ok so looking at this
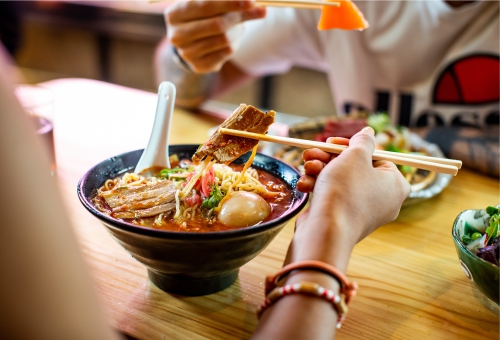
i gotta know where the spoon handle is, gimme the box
[135,82,176,173]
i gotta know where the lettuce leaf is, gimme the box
[367,113,390,134]
[485,213,499,246]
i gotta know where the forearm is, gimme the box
[286,213,355,273]
[253,215,355,340]
[154,39,216,109]
[252,271,341,340]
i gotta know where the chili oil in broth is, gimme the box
[95,161,294,232]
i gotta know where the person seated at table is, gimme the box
[155,0,499,177]
[0,43,409,339]
[0,45,121,340]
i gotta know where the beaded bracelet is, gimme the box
[258,260,358,328]
[256,281,346,328]
[265,260,358,304]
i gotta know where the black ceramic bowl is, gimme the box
[78,145,308,296]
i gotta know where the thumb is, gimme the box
[343,126,376,163]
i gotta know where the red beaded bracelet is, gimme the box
[257,281,346,328]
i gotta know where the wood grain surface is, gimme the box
[44,79,499,340]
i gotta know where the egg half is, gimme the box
[218,191,271,227]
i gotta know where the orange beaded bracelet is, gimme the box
[265,260,358,304]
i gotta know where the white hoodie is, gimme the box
[232,1,499,128]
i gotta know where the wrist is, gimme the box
[161,47,215,109]
[171,46,194,74]
[262,259,358,328]
[290,216,355,273]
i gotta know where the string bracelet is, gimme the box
[256,281,345,328]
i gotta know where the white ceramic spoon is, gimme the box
[135,81,176,174]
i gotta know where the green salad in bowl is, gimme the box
[452,205,499,304]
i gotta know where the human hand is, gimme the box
[165,0,266,73]
[288,127,410,269]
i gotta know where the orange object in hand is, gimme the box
[318,0,369,31]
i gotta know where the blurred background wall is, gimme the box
[5,1,334,118]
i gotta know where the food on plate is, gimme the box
[314,116,367,140]
[274,113,439,190]
[318,0,369,31]
[460,205,499,266]
[367,113,430,182]
[94,104,293,232]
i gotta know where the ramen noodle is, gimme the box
[94,153,292,232]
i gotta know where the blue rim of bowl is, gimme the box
[77,146,309,240]
[451,209,499,269]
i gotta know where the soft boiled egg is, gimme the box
[218,191,271,227]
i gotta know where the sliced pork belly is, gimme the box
[102,180,174,208]
[113,203,176,219]
[111,190,176,212]
[192,104,275,165]
[100,180,176,219]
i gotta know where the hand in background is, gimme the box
[165,0,266,73]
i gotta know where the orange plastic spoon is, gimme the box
[318,0,369,31]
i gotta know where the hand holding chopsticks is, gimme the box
[219,128,462,176]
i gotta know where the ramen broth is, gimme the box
[94,162,294,232]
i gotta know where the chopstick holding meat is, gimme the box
[192,104,275,165]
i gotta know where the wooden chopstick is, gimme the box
[219,128,461,176]
[149,0,340,9]
[255,0,339,9]
[370,148,462,169]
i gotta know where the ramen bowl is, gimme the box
[78,145,308,296]
[452,208,499,305]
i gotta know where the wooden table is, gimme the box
[42,78,499,339]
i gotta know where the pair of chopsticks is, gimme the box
[149,0,340,10]
[219,128,462,176]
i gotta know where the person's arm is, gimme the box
[0,49,120,340]
[253,128,410,339]
[154,0,265,109]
